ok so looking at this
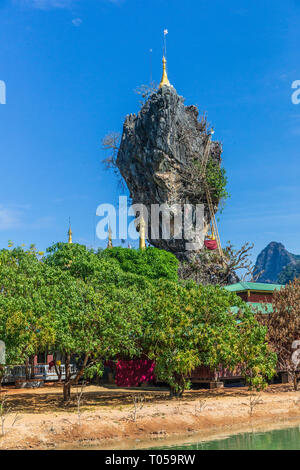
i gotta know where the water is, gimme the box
[151,425,300,450]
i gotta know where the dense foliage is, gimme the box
[99,246,179,282]
[261,279,300,390]
[0,245,146,399]
[0,243,276,399]
[143,281,275,395]
[45,243,178,285]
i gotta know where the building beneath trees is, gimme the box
[224,282,284,314]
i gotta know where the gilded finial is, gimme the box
[68,219,73,244]
[159,56,171,89]
[107,225,113,249]
[139,216,146,250]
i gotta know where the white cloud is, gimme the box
[72,17,82,26]
[15,0,121,8]
[0,204,54,232]
[15,0,76,9]
[0,206,22,231]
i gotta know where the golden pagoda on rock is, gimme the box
[159,56,171,89]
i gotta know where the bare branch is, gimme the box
[134,81,158,106]
[101,132,125,190]
[179,241,257,286]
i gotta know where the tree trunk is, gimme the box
[63,382,71,401]
[169,373,185,398]
[63,354,71,402]
[53,352,62,383]
[169,387,184,398]
[62,353,89,401]
[25,357,30,380]
[0,365,4,391]
[30,355,35,379]
[71,354,89,386]
[293,374,298,391]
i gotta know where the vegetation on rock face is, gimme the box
[205,158,229,203]
[179,242,258,286]
[278,261,300,284]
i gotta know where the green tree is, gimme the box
[237,309,276,391]
[0,247,54,371]
[261,279,300,390]
[0,245,145,400]
[45,243,155,298]
[143,281,275,396]
[99,246,179,282]
[45,243,151,399]
[45,278,143,401]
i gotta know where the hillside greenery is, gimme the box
[278,261,300,284]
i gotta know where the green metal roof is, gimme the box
[224,282,284,293]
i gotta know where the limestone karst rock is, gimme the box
[117,85,223,260]
[254,241,300,283]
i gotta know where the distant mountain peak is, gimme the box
[254,241,299,283]
[266,241,285,248]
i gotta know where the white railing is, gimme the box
[2,364,78,383]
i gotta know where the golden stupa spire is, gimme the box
[159,29,171,89]
[107,225,113,249]
[159,56,171,89]
[68,219,73,244]
[139,216,146,250]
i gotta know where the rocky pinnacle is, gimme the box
[117,85,223,260]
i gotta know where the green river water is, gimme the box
[151,425,300,450]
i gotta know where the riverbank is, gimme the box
[1,383,300,450]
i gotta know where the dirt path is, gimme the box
[1,384,300,450]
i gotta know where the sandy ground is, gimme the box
[1,383,300,450]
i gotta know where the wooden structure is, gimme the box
[224,282,284,310]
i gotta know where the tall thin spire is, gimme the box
[159,29,171,89]
[68,219,73,244]
[139,216,146,250]
[159,56,171,89]
[107,225,113,249]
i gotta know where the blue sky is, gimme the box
[0,0,299,261]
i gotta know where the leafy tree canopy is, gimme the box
[143,281,276,395]
[261,279,300,390]
[98,246,179,282]
[0,244,276,400]
[0,246,146,400]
